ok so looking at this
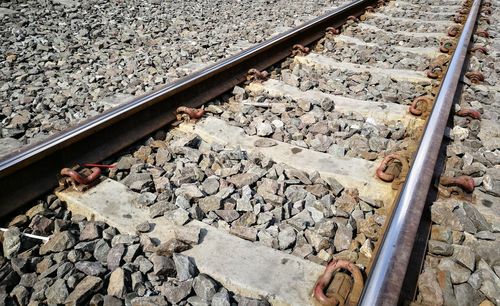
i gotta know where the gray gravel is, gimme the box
[0,0,346,152]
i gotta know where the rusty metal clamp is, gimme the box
[470,45,488,55]
[476,30,489,38]
[465,71,485,84]
[346,15,358,23]
[176,106,205,122]
[312,260,364,306]
[447,25,461,37]
[427,54,449,80]
[246,68,269,82]
[439,39,455,53]
[454,14,467,23]
[326,27,340,35]
[427,64,445,79]
[376,154,408,183]
[440,175,475,193]
[291,44,310,57]
[409,96,433,116]
[59,165,102,192]
[456,108,481,119]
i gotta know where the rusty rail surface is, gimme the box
[0,0,377,217]
[359,0,483,304]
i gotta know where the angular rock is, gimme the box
[40,231,77,255]
[418,270,444,305]
[156,239,190,257]
[193,274,218,301]
[173,254,197,281]
[212,288,231,306]
[3,227,22,259]
[103,295,123,306]
[150,254,175,278]
[75,261,107,276]
[334,223,353,252]
[107,243,126,271]
[130,296,167,306]
[230,226,257,241]
[202,177,220,195]
[175,184,204,200]
[65,276,103,305]
[437,258,471,284]
[80,222,101,241]
[454,283,485,306]
[161,279,193,304]
[304,229,329,252]
[94,239,111,263]
[45,278,69,305]
[452,244,475,271]
[288,210,314,231]
[428,240,454,256]
[108,268,127,298]
[227,173,260,188]
[215,210,240,223]
[175,227,201,245]
[278,226,296,250]
[199,196,222,213]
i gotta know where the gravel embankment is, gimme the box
[0,0,345,155]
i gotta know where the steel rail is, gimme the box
[359,0,482,304]
[0,0,377,216]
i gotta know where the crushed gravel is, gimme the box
[0,0,346,153]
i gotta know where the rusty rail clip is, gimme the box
[447,25,461,37]
[247,68,269,82]
[476,30,489,38]
[456,108,481,119]
[409,96,433,116]
[59,165,102,192]
[176,106,205,122]
[439,39,455,53]
[440,175,475,193]
[292,44,311,57]
[313,259,364,306]
[465,71,485,84]
[376,153,409,186]
[326,27,340,35]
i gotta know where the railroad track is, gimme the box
[0,0,497,305]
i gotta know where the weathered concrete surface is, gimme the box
[295,53,432,84]
[56,179,178,243]
[184,221,324,306]
[333,34,441,57]
[357,23,446,39]
[56,180,324,306]
[367,12,454,26]
[247,79,423,130]
[179,117,396,205]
